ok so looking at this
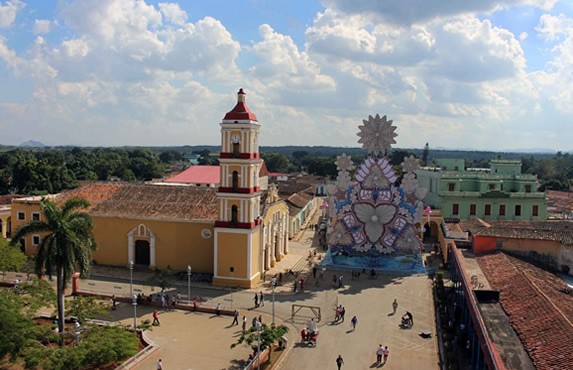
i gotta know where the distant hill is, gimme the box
[19,140,46,148]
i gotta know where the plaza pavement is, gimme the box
[2,218,439,370]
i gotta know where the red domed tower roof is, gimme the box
[223,88,258,121]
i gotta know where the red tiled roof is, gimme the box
[164,165,220,185]
[259,161,269,177]
[223,88,258,121]
[459,217,491,234]
[474,220,573,245]
[55,182,124,210]
[477,253,573,370]
[0,194,24,206]
[56,182,217,221]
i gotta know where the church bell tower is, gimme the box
[213,89,263,288]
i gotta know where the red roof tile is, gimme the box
[56,182,217,221]
[477,253,573,370]
[164,165,220,185]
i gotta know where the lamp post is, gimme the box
[271,278,276,325]
[128,260,134,298]
[74,321,81,346]
[187,265,192,305]
[132,294,137,331]
[255,320,262,370]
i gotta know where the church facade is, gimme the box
[10,89,289,288]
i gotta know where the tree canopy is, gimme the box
[10,197,96,340]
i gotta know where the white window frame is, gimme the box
[32,212,40,221]
[18,211,25,220]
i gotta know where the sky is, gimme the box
[0,0,572,151]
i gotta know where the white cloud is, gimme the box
[248,24,335,96]
[0,0,23,28]
[159,2,187,26]
[33,19,55,34]
[536,13,573,41]
[322,0,557,25]
[0,0,571,151]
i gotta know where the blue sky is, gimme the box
[0,0,572,151]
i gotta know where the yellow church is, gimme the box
[9,89,290,288]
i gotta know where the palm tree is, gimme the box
[11,197,96,342]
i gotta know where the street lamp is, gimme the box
[128,260,134,298]
[74,321,81,346]
[271,278,276,325]
[132,294,137,331]
[255,320,262,370]
[187,265,192,305]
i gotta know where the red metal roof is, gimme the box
[223,88,258,121]
[165,165,220,185]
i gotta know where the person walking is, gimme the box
[351,315,358,331]
[216,303,221,316]
[383,346,390,364]
[259,292,264,307]
[392,298,398,314]
[254,293,259,308]
[156,358,163,370]
[340,306,346,322]
[152,310,160,326]
[338,275,343,288]
[336,354,344,370]
[376,344,383,364]
[242,316,247,333]
[232,309,239,325]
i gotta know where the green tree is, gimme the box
[263,153,291,173]
[10,198,96,343]
[146,267,176,292]
[231,323,289,354]
[0,237,27,273]
[0,290,38,362]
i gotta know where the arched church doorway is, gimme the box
[135,240,150,266]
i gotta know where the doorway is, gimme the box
[135,240,150,266]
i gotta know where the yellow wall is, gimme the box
[215,231,249,279]
[251,230,260,281]
[92,216,214,273]
[500,238,561,260]
[10,199,45,255]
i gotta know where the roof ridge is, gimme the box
[521,268,573,330]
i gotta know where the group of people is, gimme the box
[332,274,344,288]
[375,345,390,365]
[253,291,265,308]
[333,305,346,323]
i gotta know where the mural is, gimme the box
[321,114,427,274]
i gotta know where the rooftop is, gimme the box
[223,88,258,121]
[164,165,220,185]
[477,252,573,369]
[55,182,218,222]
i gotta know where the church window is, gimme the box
[232,171,239,192]
[231,205,238,225]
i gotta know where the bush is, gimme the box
[22,325,139,370]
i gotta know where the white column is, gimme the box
[128,232,134,263]
[150,230,156,268]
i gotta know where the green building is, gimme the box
[416,159,547,220]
